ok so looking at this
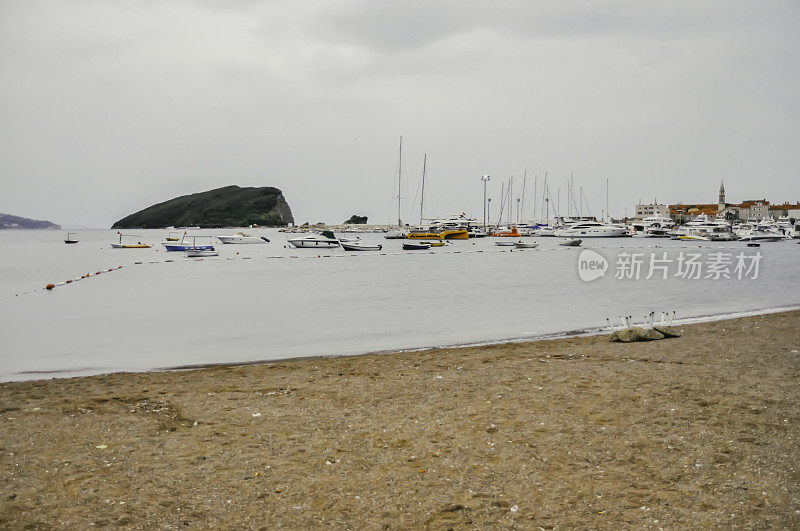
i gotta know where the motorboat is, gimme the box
[217,232,269,244]
[559,238,582,246]
[514,241,539,249]
[403,241,432,250]
[491,226,522,237]
[406,226,469,240]
[341,241,382,251]
[185,248,219,257]
[531,225,557,237]
[467,229,489,238]
[111,233,151,248]
[164,231,183,241]
[553,221,626,238]
[384,229,408,239]
[162,233,215,251]
[735,225,782,242]
[630,215,675,237]
[287,232,339,248]
[64,232,79,244]
[494,240,516,246]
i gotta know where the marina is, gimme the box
[1,228,798,382]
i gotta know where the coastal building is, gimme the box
[634,203,668,219]
[769,203,800,219]
[668,181,795,222]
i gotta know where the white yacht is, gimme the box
[630,215,674,237]
[734,223,783,242]
[554,221,626,238]
[217,232,269,244]
[287,232,340,248]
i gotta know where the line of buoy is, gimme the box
[43,266,125,293]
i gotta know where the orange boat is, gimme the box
[491,226,521,237]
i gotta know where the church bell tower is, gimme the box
[718,180,726,211]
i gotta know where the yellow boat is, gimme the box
[406,229,468,240]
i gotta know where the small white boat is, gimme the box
[403,241,431,250]
[559,238,582,247]
[217,232,268,244]
[185,248,219,257]
[287,232,339,248]
[341,241,382,251]
[111,233,151,248]
[494,240,516,246]
[514,240,539,249]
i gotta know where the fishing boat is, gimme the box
[111,233,151,248]
[217,232,269,244]
[64,232,79,244]
[514,241,539,249]
[340,241,382,251]
[403,241,431,250]
[164,231,183,241]
[559,238,582,247]
[184,236,218,256]
[287,231,339,248]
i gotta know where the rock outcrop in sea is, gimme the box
[111,185,294,229]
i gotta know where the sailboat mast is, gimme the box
[419,153,427,223]
[397,136,402,227]
[520,170,527,223]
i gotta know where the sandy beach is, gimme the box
[1,311,799,528]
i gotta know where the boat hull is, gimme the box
[163,243,214,251]
[341,243,382,251]
[403,242,431,250]
[553,227,626,237]
[217,236,266,244]
[287,239,339,248]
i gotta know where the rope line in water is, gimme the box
[22,243,749,296]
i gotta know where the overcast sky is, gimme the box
[1,1,798,227]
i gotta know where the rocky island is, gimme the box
[0,213,60,230]
[112,185,294,229]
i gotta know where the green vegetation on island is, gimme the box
[344,215,368,224]
[111,185,294,229]
[0,213,60,230]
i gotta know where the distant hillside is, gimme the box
[112,185,294,229]
[0,213,60,230]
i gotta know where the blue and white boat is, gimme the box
[162,235,214,251]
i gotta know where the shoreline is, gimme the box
[6,303,800,383]
[1,310,799,527]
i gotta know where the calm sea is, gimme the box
[1,229,798,381]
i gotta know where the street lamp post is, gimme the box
[487,197,492,232]
[481,175,491,229]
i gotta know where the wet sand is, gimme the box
[1,311,799,528]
